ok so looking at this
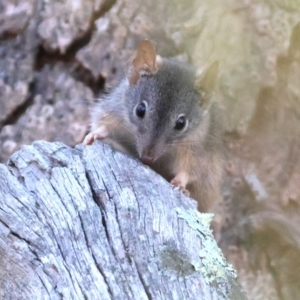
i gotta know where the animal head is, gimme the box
[125,40,219,163]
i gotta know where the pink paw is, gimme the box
[170,178,190,197]
[83,126,108,146]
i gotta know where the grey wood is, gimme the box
[0,141,245,300]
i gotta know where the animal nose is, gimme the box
[140,154,154,164]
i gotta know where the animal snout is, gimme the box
[140,154,154,164]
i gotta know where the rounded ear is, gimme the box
[195,61,219,108]
[128,40,158,85]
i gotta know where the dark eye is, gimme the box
[174,115,187,131]
[135,101,147,118]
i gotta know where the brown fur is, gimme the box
[84,40,223,212]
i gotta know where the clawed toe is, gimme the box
[83,133,95,146]
[170,178,190,197]
[83,126,108,146]
[181,189,190,197]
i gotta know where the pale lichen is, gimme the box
[176,208,237,284]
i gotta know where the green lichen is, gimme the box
[158,245,197,278]
[176,208,237,284]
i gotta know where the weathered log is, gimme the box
[0,141,245,299]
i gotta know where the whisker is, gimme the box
[167,144,198,154]
[170,140,195,145]
[72,99,96,105]
[89,106,130,115]
[90,107,123,114]
[110,118,135,136]
[170,133,220,145]
[72,93,118,105]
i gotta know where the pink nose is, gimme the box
[141,155,154,164]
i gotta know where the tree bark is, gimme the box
[0,141,245,300]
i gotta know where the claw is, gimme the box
[83,126,108,146]
[171,177,190,197]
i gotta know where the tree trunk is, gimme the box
[0,141,245,300]
[2,0,300,298]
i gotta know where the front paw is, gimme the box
[170,178,190,197]
[83,126,108,146]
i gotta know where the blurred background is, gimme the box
[1,0,300,298]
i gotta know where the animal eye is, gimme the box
[135,101,147,118]
[174,115,187,131]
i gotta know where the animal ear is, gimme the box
[128,40,159,85]
[195,61,219,108]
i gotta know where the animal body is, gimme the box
[84,40,223,212]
